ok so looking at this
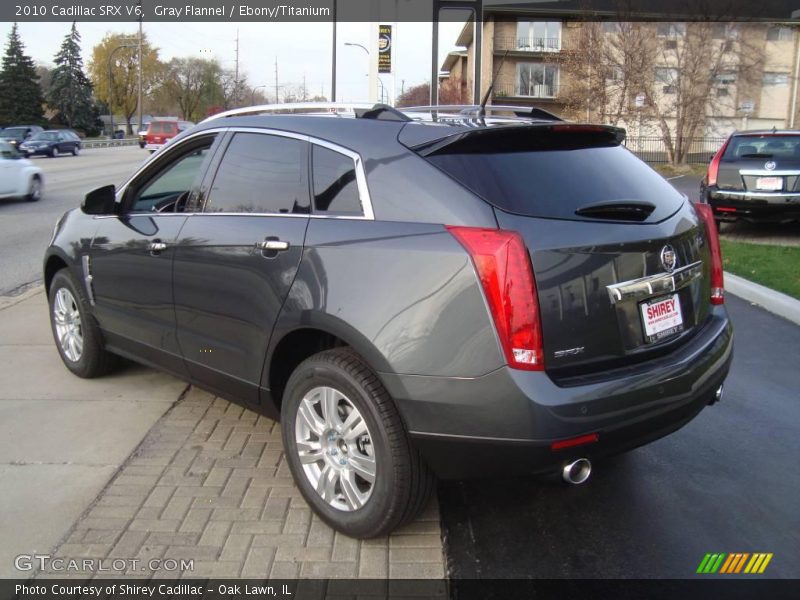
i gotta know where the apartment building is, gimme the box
[440,10,800,137]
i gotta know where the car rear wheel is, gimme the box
[49,269,116,378]
[281,348,434,538]
[26,176,42,202]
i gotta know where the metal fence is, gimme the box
[81,138,140,149]
[624,136,726,164]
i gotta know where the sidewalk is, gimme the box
[0,289,446,582]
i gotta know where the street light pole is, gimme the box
[108,41,137,138]
[137,1,143,135]
[251,85,266,104]
[344,42,385,102]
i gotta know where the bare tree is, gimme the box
[562,17,764,163]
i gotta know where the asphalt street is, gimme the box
[440,294,800,578]
[0,146,147,295]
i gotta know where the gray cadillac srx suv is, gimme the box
[44,104,732,537]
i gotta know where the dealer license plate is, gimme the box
[755,176,783,191]
[640,294,684,343]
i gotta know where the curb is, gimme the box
[725,272,800,326]
[0,284,44,311]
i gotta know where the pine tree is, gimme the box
[48,22,98,133]
[0,23,45,125]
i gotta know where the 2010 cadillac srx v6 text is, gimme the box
[43,103,733,538]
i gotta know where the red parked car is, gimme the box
[143,119,194,152]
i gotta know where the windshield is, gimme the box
[31,132,58,141]
[722,135,800,160]
[0,128,26,138]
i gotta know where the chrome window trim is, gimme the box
[114,126,375,221]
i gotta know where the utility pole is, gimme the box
[275,57,279,104]
[234,29,240,106]
[331,0,337,101]
[137,1,143,133]
[302,74,307,101]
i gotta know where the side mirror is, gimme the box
[82,185,116,215]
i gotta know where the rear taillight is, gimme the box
[446,226,544,370]
[706,137,731,187]
[693,203,724,305]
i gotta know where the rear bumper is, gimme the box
[382,306,733,479]
[708,190,800,222]
[144,143,164,151]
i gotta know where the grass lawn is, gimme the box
[720,240,800,300]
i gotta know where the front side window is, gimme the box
[205,132,309,214]
[312,145,362,215]
[0,140,15,159]
[516,63,558,97]
[129,140,213,212]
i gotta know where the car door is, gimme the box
[88,132,223,374]
[57,132,70,153]
[0,142,16,194]
[173,130,311,406]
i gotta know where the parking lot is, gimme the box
[0,146,798,582]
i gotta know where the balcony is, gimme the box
[493,82,559,100]
[494,36,561,53]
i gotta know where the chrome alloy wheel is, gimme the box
[53,287,83,362]
[294,386,376,511]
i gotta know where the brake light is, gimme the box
[551,433,600,451]
[707,137,731,187]
[447,226,544,370]
[693,203,724,305]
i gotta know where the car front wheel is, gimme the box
[49,269,116,378]
[72,145,79,156]
[281,348,434,538]
[50,146,58,158]
[26,175,42,202]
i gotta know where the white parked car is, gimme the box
[0,140,43,201]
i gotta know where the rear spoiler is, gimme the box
[410,123,627,157]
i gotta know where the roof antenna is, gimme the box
[478,50,509,119]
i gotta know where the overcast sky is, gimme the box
[0,20,466,103]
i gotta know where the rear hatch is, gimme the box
[417,124,712,378]
[146,121,177,145]
[717,133,800,193]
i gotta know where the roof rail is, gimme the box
[400,104,563,122]
[201,102,411,123]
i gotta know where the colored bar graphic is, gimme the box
[701,552,773,575]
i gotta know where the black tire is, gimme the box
[72,145,79,156]
[50,146,58,158]
[26,175,42,202]
[281,348,434,538]
[48,269,117,378]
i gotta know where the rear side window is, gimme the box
[312,145,362,215]
[425,129,684,221]
[148,122,162,134]
[722,135,800,160]
[205,132,309,214]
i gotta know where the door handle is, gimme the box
[255,240,289,251]
[149,241,167,253]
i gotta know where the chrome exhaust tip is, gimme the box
[562,458,592,485]
[709,384,724,405]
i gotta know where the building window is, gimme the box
[602,21,621,34]
[655,67,678,94]
[516,63,559,97]
[656,22,686,38]
[714,72,737,85]
[766,26,793,41]
[606,66,624,82]
[516,20,561,51]
[763,72,790,86]
[716,88,729,97]
[664,39,678,50]
[712,23,738,39]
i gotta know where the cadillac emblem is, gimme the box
[660,245,677,272]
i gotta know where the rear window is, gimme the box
[722,135,800,160]
[424,129,684,221]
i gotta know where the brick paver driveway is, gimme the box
[43,388,446,581]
